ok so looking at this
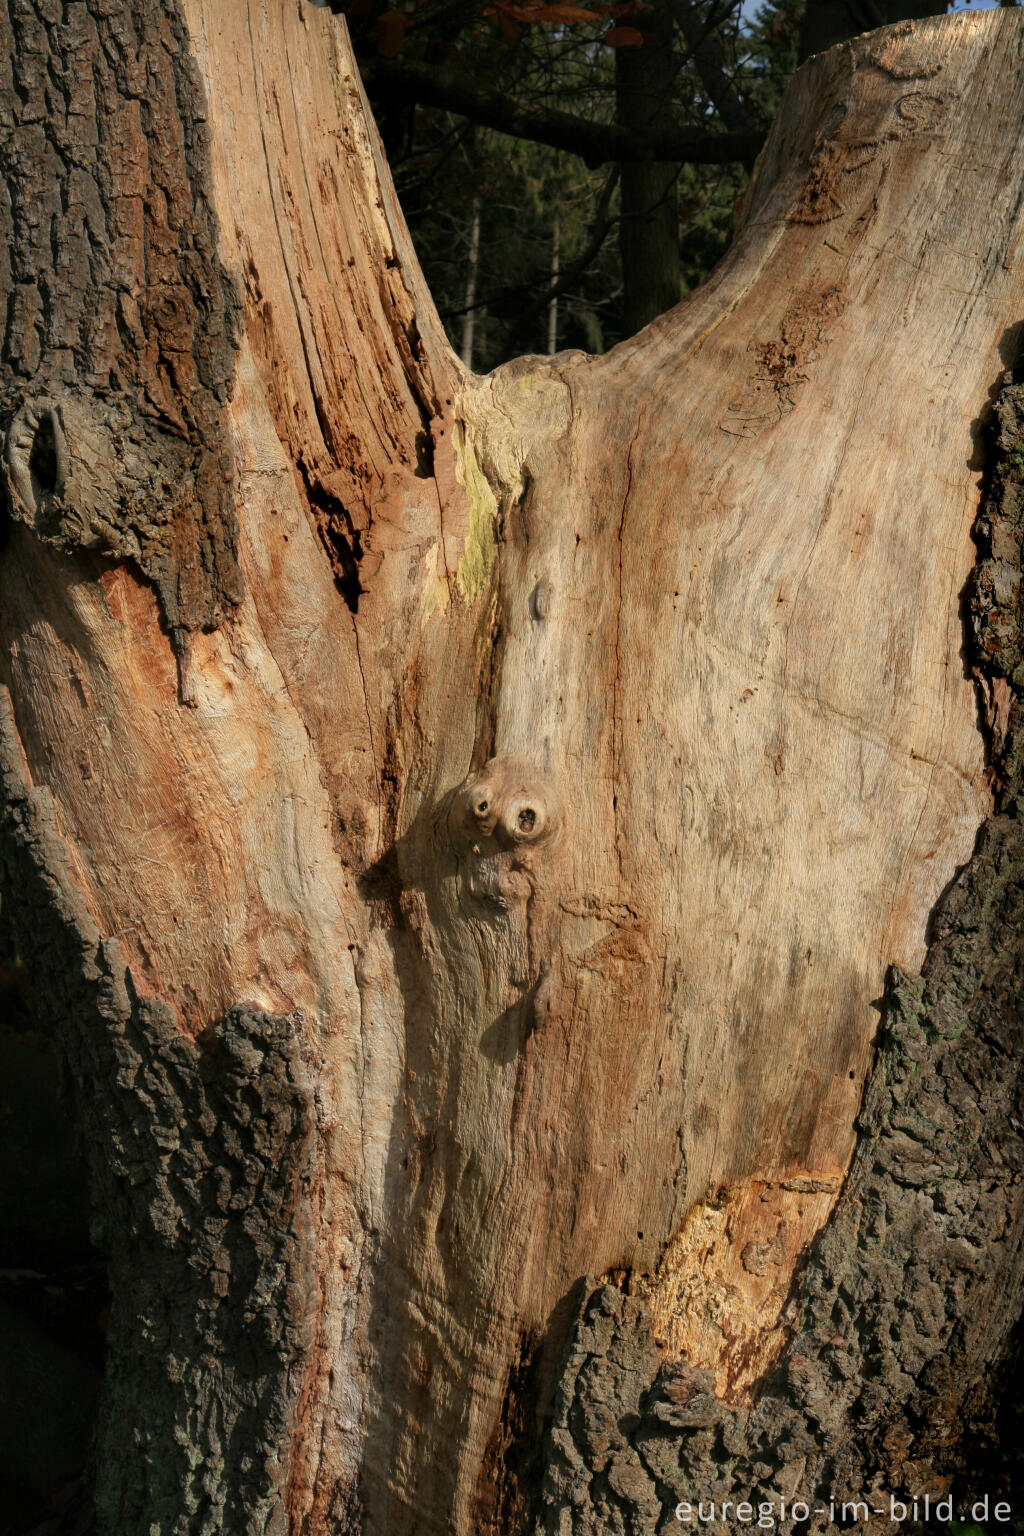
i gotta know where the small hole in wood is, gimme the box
[517,807,537,834]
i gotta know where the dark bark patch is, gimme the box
[968,378,1024,688]
[297,457,365,613]
[0,691,321,1536]
[476,1328,546,1536]
[0,0,243,659]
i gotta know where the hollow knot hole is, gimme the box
[29,412,59,502]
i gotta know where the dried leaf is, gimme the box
[376,9,411,57]
[534,3,602,19]
[603,23,645,45]
[496,10,520,42]
[498,0,602,20]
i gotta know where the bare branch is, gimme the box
[362,56,763,168]
[666,0,752,135]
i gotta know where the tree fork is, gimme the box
[1,5,1024,1535]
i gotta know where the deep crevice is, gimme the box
[298,460,365,612]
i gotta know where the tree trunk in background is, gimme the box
[548,218,560,355]
[798,0,949,61]
[616,3,681,333]
[1,5,1024,1535]
[461,199,482,370]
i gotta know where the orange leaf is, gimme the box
[376,9,411,57]
[541,3,602,18]
[488,0,598,22]
[487,2,539,18]
[603,23,644,44]
[509,2,601,21]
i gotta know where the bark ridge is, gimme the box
[0,0,242,679]
[0,693,320,1536]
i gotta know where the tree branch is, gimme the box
[362,57,763,168]
[665,0,752,136]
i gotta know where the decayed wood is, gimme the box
[1,4,1023,1532]
[537,370,1024,1531]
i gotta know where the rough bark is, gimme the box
[0,0,243,697]
[1,6,1024,1536]
[0,743,320,1533]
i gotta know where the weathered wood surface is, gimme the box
[1,4,1023,1532]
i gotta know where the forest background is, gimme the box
[330,0,1005,369]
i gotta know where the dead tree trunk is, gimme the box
[1,4,1023,1533]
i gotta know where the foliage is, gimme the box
[328,0,808,367]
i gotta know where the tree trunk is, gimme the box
[462,199,482,371]
[616,4,681,332]
[1,5,1023,1535]
[548,217,560,356]
[798,0,949,62]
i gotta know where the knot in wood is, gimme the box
[450,758,561,856]
[4,398,79,541]
[3,392,169,559]
[448,756,563,908]
[2,389,242,649]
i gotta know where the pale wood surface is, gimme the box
[2,6,1023,1529]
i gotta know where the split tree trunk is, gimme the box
[1,5,1023,1534]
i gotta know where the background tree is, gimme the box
[798,0,947,58]
[333,0,788,361]
[326,0,941,365]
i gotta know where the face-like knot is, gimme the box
[448,756,562,907]
[449,759,560,855]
